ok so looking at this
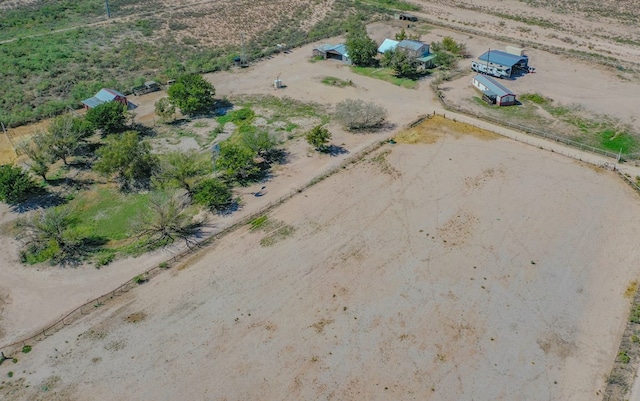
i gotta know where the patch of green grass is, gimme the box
[630,304,640,323]
[321,76,353,87]
[519,93,549,105]
[69,187,152,242]
[260,225,295,246]
[351,66,418,89]
[599,130,638,153]
[250,215,269,231]
[618,350,631,364]
[216,107,256,126]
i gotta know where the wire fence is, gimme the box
[0,134,394,358]
[430,80,640,161]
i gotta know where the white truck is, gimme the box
[471,61,509,79]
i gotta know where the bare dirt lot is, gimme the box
[3,120,640,400]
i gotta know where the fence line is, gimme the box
[430,80,639,161]
[0,135,394,357]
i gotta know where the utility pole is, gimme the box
[105,0,111,18]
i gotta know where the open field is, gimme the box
[3,119,640,400]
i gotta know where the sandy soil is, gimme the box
[3,122,640,400]
[2,1,640,399]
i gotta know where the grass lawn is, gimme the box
[69,187,152,243]
[351,66,419,89]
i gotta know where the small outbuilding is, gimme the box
[477,50,528,76]
[82,88,128,109]
[472,74,516,106]
[312,43,352,64]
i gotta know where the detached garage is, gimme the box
[312,43,352,64]
[472,75,516,106]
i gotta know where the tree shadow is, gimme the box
[54,235,110,267]
[216,198,241,216]
[47,176,95,191]
[130,122,157,138]
[10,191,67,213]
[263,148,289,165]
[325,144,349,157]
[214,98,234,116]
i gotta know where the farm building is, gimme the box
[397,39,429,58]
[378,38,434,68]
[472,74,516,106]
[377,38,399,54]
[81,88,128,109]
[312,43,351,64]
[477,49,528,77]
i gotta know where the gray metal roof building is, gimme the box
[478,50,528,69]
[472,74,516,106]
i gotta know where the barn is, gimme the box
[312,44,352,64]
[472,75,516,106]
[477,49,528,77]
[82,88,129,109]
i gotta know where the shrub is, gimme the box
[618,350,631,364]
[306,125,332,151]
[22,345,32,353]
[192,178,232,211]
[335,99,387,131]
[0,164,39,204]
[133,275,146,284]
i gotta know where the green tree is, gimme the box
[381,48,418,78]
[442,36,466,55]
[192,178,232,211]
[241,131,278,162]
[306,125,332,151]
[155,97,176,123]
[344,21,378,67]
[156,150,211,194]
[46,114,93,164]
[133,192,204,250]
[94,131,158,189]
[0,164,39,204]
[216,142,260,182]
[18,206,84,265]
[17,131,52,181]
[85,101,128,134]
[167,73,215,115]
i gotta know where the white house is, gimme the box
[471,74,516,106]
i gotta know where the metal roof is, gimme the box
[478,50,527,67]
[82,88,126,108]
[473,74,515,97]
[416,54,436,62]
[81,97,104,108]
[315,43,348,56]
[398,39,428,52]
[331,44,349,57]
[95,88,125,102]
[377,38,399,53]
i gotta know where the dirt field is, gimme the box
[2,1,640,399]
[3,120,640,400]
